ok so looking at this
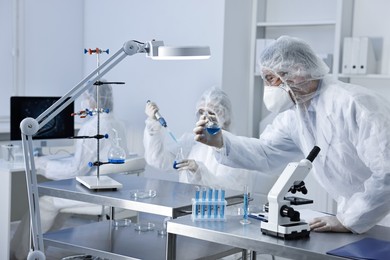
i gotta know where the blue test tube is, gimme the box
[195,186,200,218]
[207,188,213,218]
[214,188,219,218]
[201,187,207,218]
[220,189,225,218]
[240,185,251,225]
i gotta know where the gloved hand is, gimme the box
[193,115,224,148]
[175,159,199,173]
[309,216,351,233]
[145,101,159,120]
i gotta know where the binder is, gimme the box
[350,37,360,74]
[327,237,390,260]
[342,37,353,74]
[357,37,376,74]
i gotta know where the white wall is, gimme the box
[0,0,13,119]
[82,0,225,154]
[3,0,390,145]
[0,0,84,133]
[23,0,84,96]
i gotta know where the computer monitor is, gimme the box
[10,96,75,143]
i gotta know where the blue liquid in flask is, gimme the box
[108,158,125,164]
[173,161,179,169]
[206,126,221,135]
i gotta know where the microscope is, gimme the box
[261,146,320,239]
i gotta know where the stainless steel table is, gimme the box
[167,214,390,260]
[38,173,244,259]
[44,220,241,260]
[39,173,198,218]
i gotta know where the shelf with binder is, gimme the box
[257,20,336,27]
[338,74,390,80]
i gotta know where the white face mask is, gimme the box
[263,85,295,113]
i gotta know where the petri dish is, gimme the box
[130,189,157,199]
[134,222,155,232]
[112,218,132,227]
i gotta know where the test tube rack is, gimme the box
[191,198,227,222]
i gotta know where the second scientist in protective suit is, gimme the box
[194,36,390,234]
[144,87,276,195]
[11,82,129,260]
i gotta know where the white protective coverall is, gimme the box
[143,87,276,197]
[211,36,390,234]
[11,82,128,260]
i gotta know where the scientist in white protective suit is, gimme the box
[144,87,276,197]
[10,81,129,260]
[194,35,390,234]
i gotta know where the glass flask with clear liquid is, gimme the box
[108,129,126,164]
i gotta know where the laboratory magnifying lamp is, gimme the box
[20,39,210,258]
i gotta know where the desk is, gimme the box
[1,160,26,260]
[166,214,390,260]
[38,173,244,259]
[1,159,52,260]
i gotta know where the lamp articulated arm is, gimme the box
[19,39,160,257]
[19,39,209,257]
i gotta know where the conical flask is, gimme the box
[108,128,126,164]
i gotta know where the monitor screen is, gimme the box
[10,96,74,140]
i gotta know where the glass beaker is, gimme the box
[240,185,251,225]
[108,145,126,164]
[107,128,126,164]
[173,147,184,169]
[204,112,221,135]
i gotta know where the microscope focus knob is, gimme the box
[280,205,300,221]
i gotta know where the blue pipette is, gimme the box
[146,100,178,143]
[146,100,167,127]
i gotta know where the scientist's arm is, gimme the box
[336,113,390,234]
[143,119,176,170]
[175,159,202,183]
[194,112,301,173]
[143,102,178,170]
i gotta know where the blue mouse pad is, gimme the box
[326,237,390,260]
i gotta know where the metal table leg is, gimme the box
[166,232,177,260]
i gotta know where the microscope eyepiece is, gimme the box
[306,146,321,162]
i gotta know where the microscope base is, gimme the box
[261,222,310,240]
